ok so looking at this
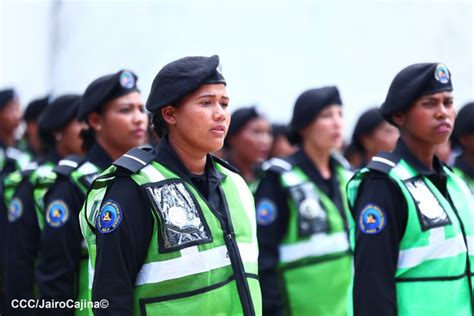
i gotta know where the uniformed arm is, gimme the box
[351,172,408,316]
[4,180,40,314]
[91,172,153,316]
[254,171,289,316]
[36,178,84,316]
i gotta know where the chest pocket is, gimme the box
[289,182,329,237]
[143,179,212,252]
[404,176,451,231]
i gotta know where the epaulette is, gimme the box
[21,161,40,177]
[261,157,292,174]
[211,155,240,174]
[332,152,352,170]
[366,152,401,174]
[113,147,155,173]
[54,155,86,176]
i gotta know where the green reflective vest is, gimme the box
[347,156,474,316]
[268,157,353,316]
[80,154,262,315]
[37,156,101,316]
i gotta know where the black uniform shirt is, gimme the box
[91,137,228,315]
[4,150,61,316]
[254,148,347,316]
[351,139,448,316]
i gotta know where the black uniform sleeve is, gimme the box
[5,180,40,315]
[254,171,289,316]
[91,172,153,316]
[351,172,408,316]
[36,178,84,316]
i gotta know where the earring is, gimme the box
[55,133,62,141]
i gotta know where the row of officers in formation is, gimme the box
[0,56,473,316]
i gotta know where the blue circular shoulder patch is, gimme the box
[256,199,277,225]
[358,204,386,234]
[8,197,23,222]
[46,200,70,228]
[97,200,122,234]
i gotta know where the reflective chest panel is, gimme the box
[347,157,474,316]
[81,160,262,316]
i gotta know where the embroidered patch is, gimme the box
[119,70,135,89]
[96,200,122,234]
[256,199,277,225]
[358,204,386,234]
[46,200,70,228]
[8,197,23,222]
[434,64,449,84]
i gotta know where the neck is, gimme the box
[0,132,15,147]
[96,138,125,161]
[168,135,207,175]
[228,152,254,182]
[401,135,435,170]
[303,142,331,179]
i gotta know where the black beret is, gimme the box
[0,88,17,110]
[381,63,453,125]
[288,86,342,144]
[352,108,385,150]
[23,96,49,122]
[146,55,226,112]
[79,69,139,120]
[451,102,474,147]
[228,106,261,137]
[38,94,81,133]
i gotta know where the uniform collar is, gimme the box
[154,137,226,189]
[288,148,339,181]
[454,154,474,179]
[46,149,62,164]
[86,143,113,170]
[393,138,445,176]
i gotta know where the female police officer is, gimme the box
[80,55,261,315]
[255,86,352,316]
[347,63,474,315]
[35,70,148,316]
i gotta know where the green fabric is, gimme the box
[347,159,474,316]
[81,160,261,315]
[277,162,352,316]
[453,166,474,194]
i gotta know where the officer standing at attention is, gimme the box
[36,70,147,316]
[4,94,84,316]
[80,55,261,315]
[255,86,352,316]
[346,63,474,315]
[451,102,474,192]
[20,96,50,157]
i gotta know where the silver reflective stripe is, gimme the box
[59,159,78,168]
[262,158,292,172]
[133,242,257,285]
[371,156,396,167]
[467,236,474,256]
[141,164,166,182]
[77,161,99,175]
[124,154,146,166]
[279,232,349,263]
[397,233,467,269]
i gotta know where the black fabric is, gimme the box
[454,155,474,179]
[36,144,112,316]
[23,96,49,122]
[288,86,342,144]
[352,108,386,151]
[227,106,260,137]
[79,70,139,120]
[366,151,401,174]
[146,55,226,112]
[113,147,155,173]
[38,95,81,134]
[451,102,474,147]
[90,137,229,315]
[380,63,453,125]
[351,139,450,316]
[54,155,87,177]
[0,89,16,110]
[255,148,347,315]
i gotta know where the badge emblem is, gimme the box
[434,64,449,84]
[358,204,386,234]
[119,71,135,89]
[256,199,276,225]
[96,200,122,234]
[8,197,23,222]
[46,200,70,228]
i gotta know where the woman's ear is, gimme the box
[161,105,177,125]
[391,112,405,127]
[87,112,102,131]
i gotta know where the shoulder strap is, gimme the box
[366,151,401,174]
[113,147,155,173]
[261,157,293,174]
[54,155,87,176]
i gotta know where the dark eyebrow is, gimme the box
[196,94,229,101]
